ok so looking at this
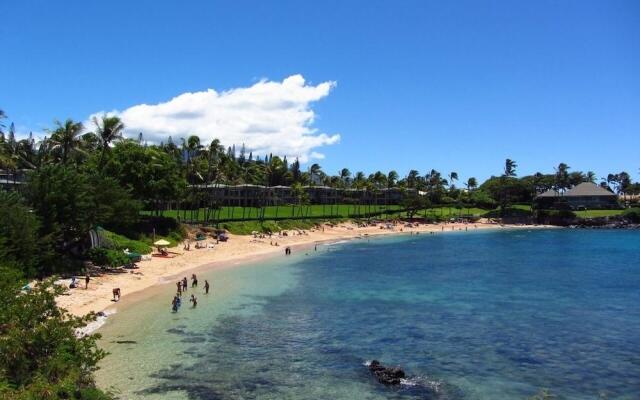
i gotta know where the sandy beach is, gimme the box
[57,221,543,317]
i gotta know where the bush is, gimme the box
[536,209,576,219]
[100,230,152,254]
[623,208,640,223]
[220,219,321,235]
[484,207,533,218]
[87,248,129,268]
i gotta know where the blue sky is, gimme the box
[1,0,638,182]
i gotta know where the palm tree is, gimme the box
[448,172,458,189]
[0,109,6,134]
[500,159,517,214]
[503,159,517,178]
[353,171,366,189]
[465,177,477,191]
[340,168,351,188]
[554,163,570,192]
[92,114,124,166]
[48,119,84,164]
[387,170,399,188]
[406,170,420,189]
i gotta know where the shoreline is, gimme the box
[57,221,552,318]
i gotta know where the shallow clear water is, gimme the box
[96,229,640,399]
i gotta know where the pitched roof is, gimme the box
[536,188,561,198]
[564,182,615,197]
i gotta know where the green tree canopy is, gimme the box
[102,141,185,209]
[0,268,110,399]
[0,191,45,277]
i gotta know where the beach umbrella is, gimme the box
[154,239,171,247]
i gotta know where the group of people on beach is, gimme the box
[172,273,210,312]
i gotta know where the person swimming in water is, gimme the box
[190,294,197,308]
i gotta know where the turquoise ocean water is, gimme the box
[95,229,640,399]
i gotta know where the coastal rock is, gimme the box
[368,360,405,385]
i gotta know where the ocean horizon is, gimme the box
[95,229,640,399]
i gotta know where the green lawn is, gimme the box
[144,204,404,222]
[144,204,494,223]
[143,204,626,224]
[574,209,625,218]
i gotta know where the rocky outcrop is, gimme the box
[368,360,405,385]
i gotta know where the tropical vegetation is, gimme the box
[0,107,638,398]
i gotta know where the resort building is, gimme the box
[0,169,26,191]
[189,184,418,208]
[535,182,619,210]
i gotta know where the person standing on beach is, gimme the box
[177,281,182,296]
[204,280,210,294]
[182,277,188,292]
[85,274,90,289]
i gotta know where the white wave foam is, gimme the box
[400,378,418,386]
[401,376,444,391]
[363,360,372,367]
[325,240,350,246]
[76,310,116,336]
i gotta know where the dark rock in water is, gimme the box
[368,360,405,385]
[114,340,137,344]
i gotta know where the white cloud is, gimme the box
[88,75,340,162]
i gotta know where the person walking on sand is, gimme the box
[85,274,90,289]
[204,280,210,294]
[177,281,182,296]
[112,288,121,301]
[190,294,197,308]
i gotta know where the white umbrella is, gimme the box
[154,239,171,247]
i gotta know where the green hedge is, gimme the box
[623,208,640,223]
[87,248,130,268]
[536,209,577,219]
[101,230,152,254]
[221,219,321,235]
